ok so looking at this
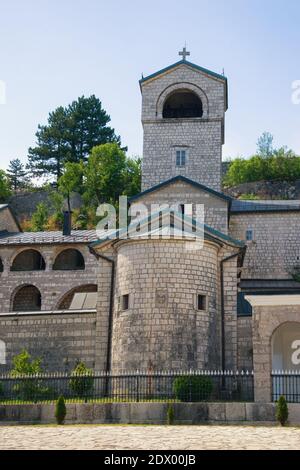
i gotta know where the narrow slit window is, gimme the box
[197,294,206,311]
[121,294,129,311]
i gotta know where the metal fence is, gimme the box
[0,370,254,404]
[272,371,300,403]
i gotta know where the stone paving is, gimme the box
[0,425,300,450]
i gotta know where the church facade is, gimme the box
[1,52,300,402]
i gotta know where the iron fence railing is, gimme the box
[272,371,300,403]
[0,370,254,404]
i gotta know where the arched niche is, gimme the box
[11,249,46,272]
[12,284,42,312]
[53,249,85,271]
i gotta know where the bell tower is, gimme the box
[140,49,228,191]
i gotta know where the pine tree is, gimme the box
[6,159,29,192]
[27,96,121,181]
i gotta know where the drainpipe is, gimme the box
[89,246,115,373]
[220,250,242,372]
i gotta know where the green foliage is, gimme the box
[27,95,121,181]
[10,350,43,376]
[69,362,94,398]
[238,193,261,200]
[0,169,12,202]
[10,350,47,401]
[83,143,127,205]
[31,202,49,231]
[276,395,289,426]
[167,404,175,425]
[173,376,213,402]
[224,149,300,187]
[7,159,30,192]
[123,157,142,196]
[58,161,84,211]
[55,396,67,425]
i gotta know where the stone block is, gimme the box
[225,403,246,421]
[246,403,275,422]
[208,403,226,421]
[19,404,41,422]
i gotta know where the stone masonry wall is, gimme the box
[0,243,98,313]
[0,312,97,373]
[131,179,229,234]
[141,63,226,191]
[0,207,20,233]
[237,316,253,371]
[111,239,221,371]
[142,120,222,191]
[229,212,300,279]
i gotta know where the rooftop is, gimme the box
[230,199,300,213]
[0,230,98,245]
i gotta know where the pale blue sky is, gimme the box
[0,0,300,171]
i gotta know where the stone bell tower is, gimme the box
[140,48,228,192]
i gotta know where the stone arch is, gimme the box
[0,340,6,364]
[11,249,46,271]
[53,248,85,271]
[56,284,97,309]
[11,284,42,312]
[271,321,300,371]
[156,82,209,119]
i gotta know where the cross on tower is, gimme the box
[179,46,190,61]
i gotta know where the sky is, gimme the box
[0,0,300,172]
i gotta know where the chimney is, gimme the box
[63,211,72,236]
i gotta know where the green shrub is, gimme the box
[69,362,94,399]
[276,395,289,426]
[55,396,67,425]
[10,350,48,401]
[173,376,213,402]
[167,404,175,425]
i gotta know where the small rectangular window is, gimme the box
[121,294,129,311]
[176,150,186,167]
[246,229,253,241]
[197,294,206,311]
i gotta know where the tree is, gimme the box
[0,170,11,202]
[276,395,289,426]
[7,158,30,192]
[83,143,127,205]
[31,202,49,231]
[69,362,94,399]
[10,349,43,376]
[123,157,142,196]
[66,95,121,163]
[58,161,84,212]
[55,396,67,424]
[27,96,121,181]
[257,132,274,158]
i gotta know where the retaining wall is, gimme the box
[2,402,298,425]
